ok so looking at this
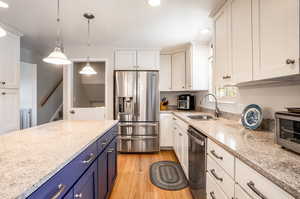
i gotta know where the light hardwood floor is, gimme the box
[109,151,193,199]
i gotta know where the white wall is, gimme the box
[20,48,63,124]
[64,45,114,119]
[197,84,300,119]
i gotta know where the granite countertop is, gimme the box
[168,111,300,199]
[0,120,118,199]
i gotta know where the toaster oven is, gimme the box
[275,112,300,154]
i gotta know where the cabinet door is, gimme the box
[214,4,232,87]
[74,161,98,199]
[235,184,252,199]
[0,89,19,134]
[137,50,160,70]
[231,0,253,84]
[252,0,299,80]
[0,32,20,89]
[160,113,173,147]
[63,190,73,199]
[159,55,172,91]
[181,131,189,178]
[98,149,108,199]
[172,52,186,90]
[107,140,117,193]
[114,50,137,70]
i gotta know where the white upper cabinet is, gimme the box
[137,50,160,70]
[0,32,20,89]
[231,0,253,84]
[252,0,299,80]
[114,50,137,70]
[114,49,160,70]
[0,89,19,133]
[172,51,186,90]
[159,55,172,91]
[214,4,233,86]
[186,44,209,90]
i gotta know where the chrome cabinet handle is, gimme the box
[50,184,66,199]
[223,75,231,79]
[75,193,82,198]
[210,150,223,160]
[210,191,216,199]
[247,181,267,199]
[102,141,107,146]
[108,148,115,153]
[210,169,223,182]
[286,59,296,65]
[82,153,95,164]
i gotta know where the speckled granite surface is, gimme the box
[0,120,118,199]
[170,111,300,199]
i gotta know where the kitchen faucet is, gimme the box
[200,93,221,118]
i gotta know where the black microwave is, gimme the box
[275,112,300,154]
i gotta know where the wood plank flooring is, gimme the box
[109,151,193,199]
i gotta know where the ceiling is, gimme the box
[0,0,223,54]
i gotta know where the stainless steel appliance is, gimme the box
[188,127,207,199]
[177,94,195,110]
[275,112,300,154]
[114,70,160,153]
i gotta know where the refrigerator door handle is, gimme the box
[119,123,158,127]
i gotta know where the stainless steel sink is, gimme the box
[187,115,214,120]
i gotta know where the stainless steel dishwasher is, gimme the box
[188,127,207,199]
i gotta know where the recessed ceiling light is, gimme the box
[0,1,9,8]
[0,26,7,37]
[148,0,160,7]
[200,28,211,34]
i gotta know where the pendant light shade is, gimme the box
[79,61,97,75]
[0,26,6,37]
[79,13,97,75]
[43,47,71,65]
[43,0,71,65]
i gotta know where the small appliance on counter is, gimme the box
[275,111,300,154]
[177,94,195,110]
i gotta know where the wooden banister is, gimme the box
[40,78,63,107]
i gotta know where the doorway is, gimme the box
[64,59,107,120]
[20,62,37,129]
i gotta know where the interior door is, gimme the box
[64,62,106,120]
[136,71,159,122]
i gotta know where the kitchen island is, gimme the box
[0,120,118,199]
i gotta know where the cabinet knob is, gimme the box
[1,82,5,85]
[1,92,6,95]
[286,59,296,65]
[75,193,82,198]
[70,110,75,114]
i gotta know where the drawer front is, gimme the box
[118,122,159,136]
[207,172,229,199]
[236,159,294,199]
[207,155,235,198]
[118,136,159,152]
[173,116,189,131]
[97,127,117,153]
[28,143,97,199]
[207,139,235,177]
[235,184,252,199]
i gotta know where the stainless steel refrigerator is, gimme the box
[114,70,160,153]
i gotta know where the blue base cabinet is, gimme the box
[27,125,118,199]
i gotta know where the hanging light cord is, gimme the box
[87,18,91,62]
[56,0,61,48]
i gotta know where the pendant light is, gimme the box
[79,13,97,75]
[43,0,71,65]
